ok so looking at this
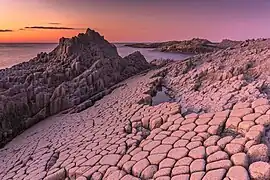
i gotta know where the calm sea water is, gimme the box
[0,43,57,69]
[115,43,191,62]
[0,43,191,69]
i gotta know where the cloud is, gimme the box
[48,23,61,25]
[24,26,85,30]
[0,29,13,32]
[24,26,84,30]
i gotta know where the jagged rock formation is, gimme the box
[164,38,270,113]
[125,38,242,54]
[0,28,151,147]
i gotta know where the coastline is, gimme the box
[0,43,192,70]
[1,29,270,179]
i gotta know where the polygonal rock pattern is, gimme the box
[230,153,249,168]
[202,168,227,180]
[226,166,250,180]
[1,68,270,180]
[247,144,269,163]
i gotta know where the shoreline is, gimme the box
[0,43,191,70]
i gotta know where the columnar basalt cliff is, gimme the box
[0,28,151,147]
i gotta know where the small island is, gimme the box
[125,39,242,54]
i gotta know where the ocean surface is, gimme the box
[115,43,191,62]
[0,43,57,69]
[0,43,191,69]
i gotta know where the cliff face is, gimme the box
[0,28,151,147]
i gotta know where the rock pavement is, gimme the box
[2,30,270,180]
[1,68,270,180]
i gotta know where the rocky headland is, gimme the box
[126,39,241,54]
[0,28,151,147]
[1,30,270,180]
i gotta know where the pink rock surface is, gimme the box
[1,50,270,180]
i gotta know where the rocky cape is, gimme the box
[0,28,151,147]
[125,38,242,54]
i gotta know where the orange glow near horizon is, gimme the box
[0,30,83,43]
[1,0,270,43]
[0,0,85,43]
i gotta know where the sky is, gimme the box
[1,0,270,43]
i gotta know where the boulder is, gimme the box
[249,161,270,180]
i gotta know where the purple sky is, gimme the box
[1,0,270,42]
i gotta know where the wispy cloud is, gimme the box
[48,22,61,25]
[24,26,84,30]
[0,29,13,32]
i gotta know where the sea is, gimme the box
[0,43,191,69]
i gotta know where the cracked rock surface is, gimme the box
[1,68,270,180]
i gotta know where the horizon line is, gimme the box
[0,37,267,44]
[0,41,164,44]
